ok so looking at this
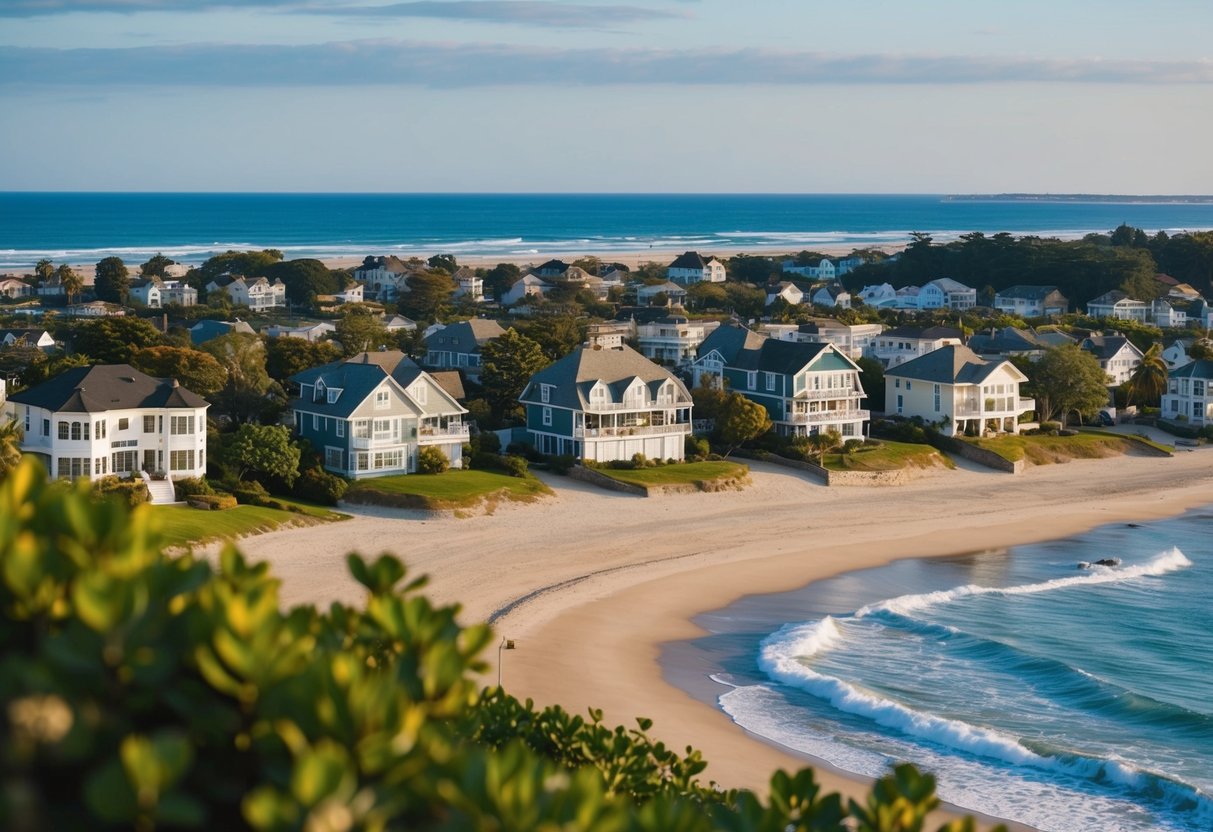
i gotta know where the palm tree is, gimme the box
[34,259,54,284]
[56,264,83,305]
[0,419,24,481]
[1126,343,1169,406]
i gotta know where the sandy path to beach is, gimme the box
[229,451,1213,825]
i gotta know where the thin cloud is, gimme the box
[0,0,303,14]
[2,41,1212,86]
[317,2,686,28]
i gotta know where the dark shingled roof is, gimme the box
[1080,334,1139,361]
[695,324,767,364]
[291,351,439,418]
[968,327,1051,354]
[357,256,412,275]
[668,251,707,270]
[1170,359,1213,379]
[423,319,506,353]
[885,345,1010,385]
[995,284,1063,300]
[881,325,964,340]
[519,345,690,411]
[190,319,255,345]
[8,364,209,412]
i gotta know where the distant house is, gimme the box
[355,256,416,302]
[1079,333,1144,386]
[993,285,1069,318]
[871,325,964,368]
[636,281,687,308]
[766,281,804,306]
[65,301,124,318]
[1161,338,1194,370]
[885,345,1033,436]
[782,257,837,280]
[967,327,1056,361]
[586,320,635,350]
[1161,360,1213,426]
[451,267,485,302]
[383,315,417,333]
[290,351,468,478]
[690,324,868,439]
[858,283,897,308]
[893,285,922,309]
[129,279,162,308]
[666,251,726,285]
[1087,291,1149,322]
[208,276,287,310]
[422,319,506,380]
[1151,297,1208,329]
[919,278,977,311]
[810,283,852,309]
[502,274,551,306]
[518,345,693,461]
[635,316,719,365]
[265,321,336,342]
[189,319,256,345]
[531,259,571,278]
[0,278,34,299]
[5,364,209,491]
[160,281,197,307]
[770,319,883,360]
[0,328,56,350]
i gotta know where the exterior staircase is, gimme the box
[140,472,178,505]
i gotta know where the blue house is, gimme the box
[689,324,868,438]
[290,351,468,478]
[518,345,693,461]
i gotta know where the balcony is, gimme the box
[574,422,692,438]
[794,388,864,401]
[584,401,680,412]
[418,423,470,443]
[787,409,869,425]
[351,435,404,450]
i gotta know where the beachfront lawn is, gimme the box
[821,440,954,472]
[966,431,1166,465]
[595,460,749,491]
[344,469,552,510]
[150,503,344,549]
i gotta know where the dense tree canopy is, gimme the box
[195,249,283,283]
[397,270,455,320]
[260,259,344,307]
[224,422,301,484]
[130,346,228,399]
[479,328,549,424]
[482,262,520,301]
[140,253,175,277]
[334,306,387,356]
[200,332,278,423]
[54,264,83,305]
[1025,345,1111,426]
[716,391,773,454]
[265,337,341,383]
[70,317,164,364]
[93,257,130,305]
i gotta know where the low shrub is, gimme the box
[417,445,450,475]
[630,452,648,469]
[500,454,529,478]
[231,479,270,506]
[506,441,543,462]
[92,475,149,507]
[172,477,214,499]
[477,431,502,454]
[843,439,864,453]
[1040,421,1062,433]
[292,467,348,506]
[187,493,238,511]
[549,454,577,475]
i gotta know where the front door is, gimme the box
[143,450,157,472]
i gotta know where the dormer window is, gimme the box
[540,384,551,404]
[327,388,341,404]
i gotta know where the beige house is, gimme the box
[884,344,1034,436]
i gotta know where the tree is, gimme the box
[726,254,776,285]
[1026,345,1111,426]
[261,259,344,307]
[70,317,163,364]
[1124,343,1168,407]
[0,419,23,481]
[334,306,387,356]
[856,356,885,412]
[140,253,175,277]
[94,256,130,305]
[201,332,277,423]
[130,346,228,399]
[54,264,84,305]
[223,422,301,485]
[427,254,458,273]
[34,258,54,284]
[196,249,283,283]
[479,328,549,423]
[716,392,772,455]
[398,270,456,320]
[482,263,520,302]
[265,337,341,383]
[520,315,584,362]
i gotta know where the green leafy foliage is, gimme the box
[70,317,165,364]
[94,257,130,305]
[0,458,995,832]
[716,392,774,455]
[224,423,302,486]
[480,328,550,424]
[416,445,451,474]
[131,345,228,399]
[1023,345,1111,426]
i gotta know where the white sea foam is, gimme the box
[856,548,1191,620]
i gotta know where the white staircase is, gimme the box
[141,472,178,505]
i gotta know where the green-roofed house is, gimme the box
[688,323,868,438]
[518,345,693,461]
[1161,360,1213,426]
[290,351,468,478]
[884,344,1034,436]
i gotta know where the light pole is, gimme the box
[497,637,515,687]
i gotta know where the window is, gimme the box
[169,450,196,471]
[325,447,344,470]
[373,418,392,436]
[375,390,390,409]
[42,419,49,436]
[353,420,370,439]
[58,421,69,440]
[313,414,319,430]
[143,415,156,433]
[336,420,345,438]
[95,420,106,438]
[1195,403,1203,418]
[70,422,81,441]
[894,379,901,389]
[542,406,552,427]
[897,394,904,415]
[933,384,941,412]
[747,371,757,390]
[327,388,340,404]
[764,372,776,391]
[540,384,550,403]
[906,382,912,391]
[171,415,195,435]
[118,418,129,431]
[412,384,427,405]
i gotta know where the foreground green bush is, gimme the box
[0,459,993,831]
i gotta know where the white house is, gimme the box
[1161,360,1213,427]
[66,301,124,318]
[858,283,897,308]
[766,281,804,306]
[586,320,635,350]
[160,281,197,307]
[636,281,688,308]
[1087,291,1149,322]
[355,256,416,301]
[785,319,883,360]
[1161,338,1194,370]
[782,257,837,280]
[810,283,852,309]
[129,279,162,308]
[919,278,977,311]
[265,321,337,342]
[0,278,34,298]
[893,285,923,309]
[502,274,552,306]
[871,325,964,368]
[5,364,209,499]
[667,251,726,284]
[0,328,56,350]
[1080,334,1144,386]
[993,285,1069,318]
[635,316,719,365]
[208,276,287,310]
[452,267,485,303]
[1151,298,1187,329]
[885,345,1034,436]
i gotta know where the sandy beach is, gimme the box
[224,448,1213,826]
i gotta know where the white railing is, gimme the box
[351,435,403,449]
[793,388,864,401]
[418,424,470,440]
[787,409,869,425]
[575,423,692,438]
[584,402,681,412]
[1019,398,1036,412]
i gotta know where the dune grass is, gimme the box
[595,461,748,491]
[151,504,340,549]
[344,469,552,510]
[821,440,953,472]
[966,431,1161,465]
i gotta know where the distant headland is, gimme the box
[946,193,1213,204]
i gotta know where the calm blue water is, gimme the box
[4,193,1213,269]
[683,510,1213,831]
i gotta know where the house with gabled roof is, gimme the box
[667,251,726,284]
[636,316,719,365]
[967,326,1055,361]
[0,278,34,298]
[858,283,897,308]
[689,324,868,439]
[993,285,1069,318]
[532,259,571,278]
[518,344,692,461]
[1087,290,1149,322]
[810,283,852,309]
[1161,338,1194,370]
[502,273,552,306]
[636,281,687,307]
[1080,333,1144,386]
[766,281,804,307]
[290,351,468,478]
[189,318,256,345]
[355,255,418,301]
[451,267,484,302]
[422,319,506,380]
[871,325,964,368]
[919,278,976,310]
[1162,360,1213,426]
[885,344,1033,436]
[5,364,209,495]
[0,328,56,351]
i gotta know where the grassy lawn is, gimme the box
[344,469,552,510]
[150,504,340,549]
[595,461,748,490]
[1076,428,1174,454]
[821,440,954,472]
[966,431,1164,465]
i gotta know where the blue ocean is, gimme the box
[679,509,1213,831]
[4,193,1213,269]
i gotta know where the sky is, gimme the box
[1,0,1212,193]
